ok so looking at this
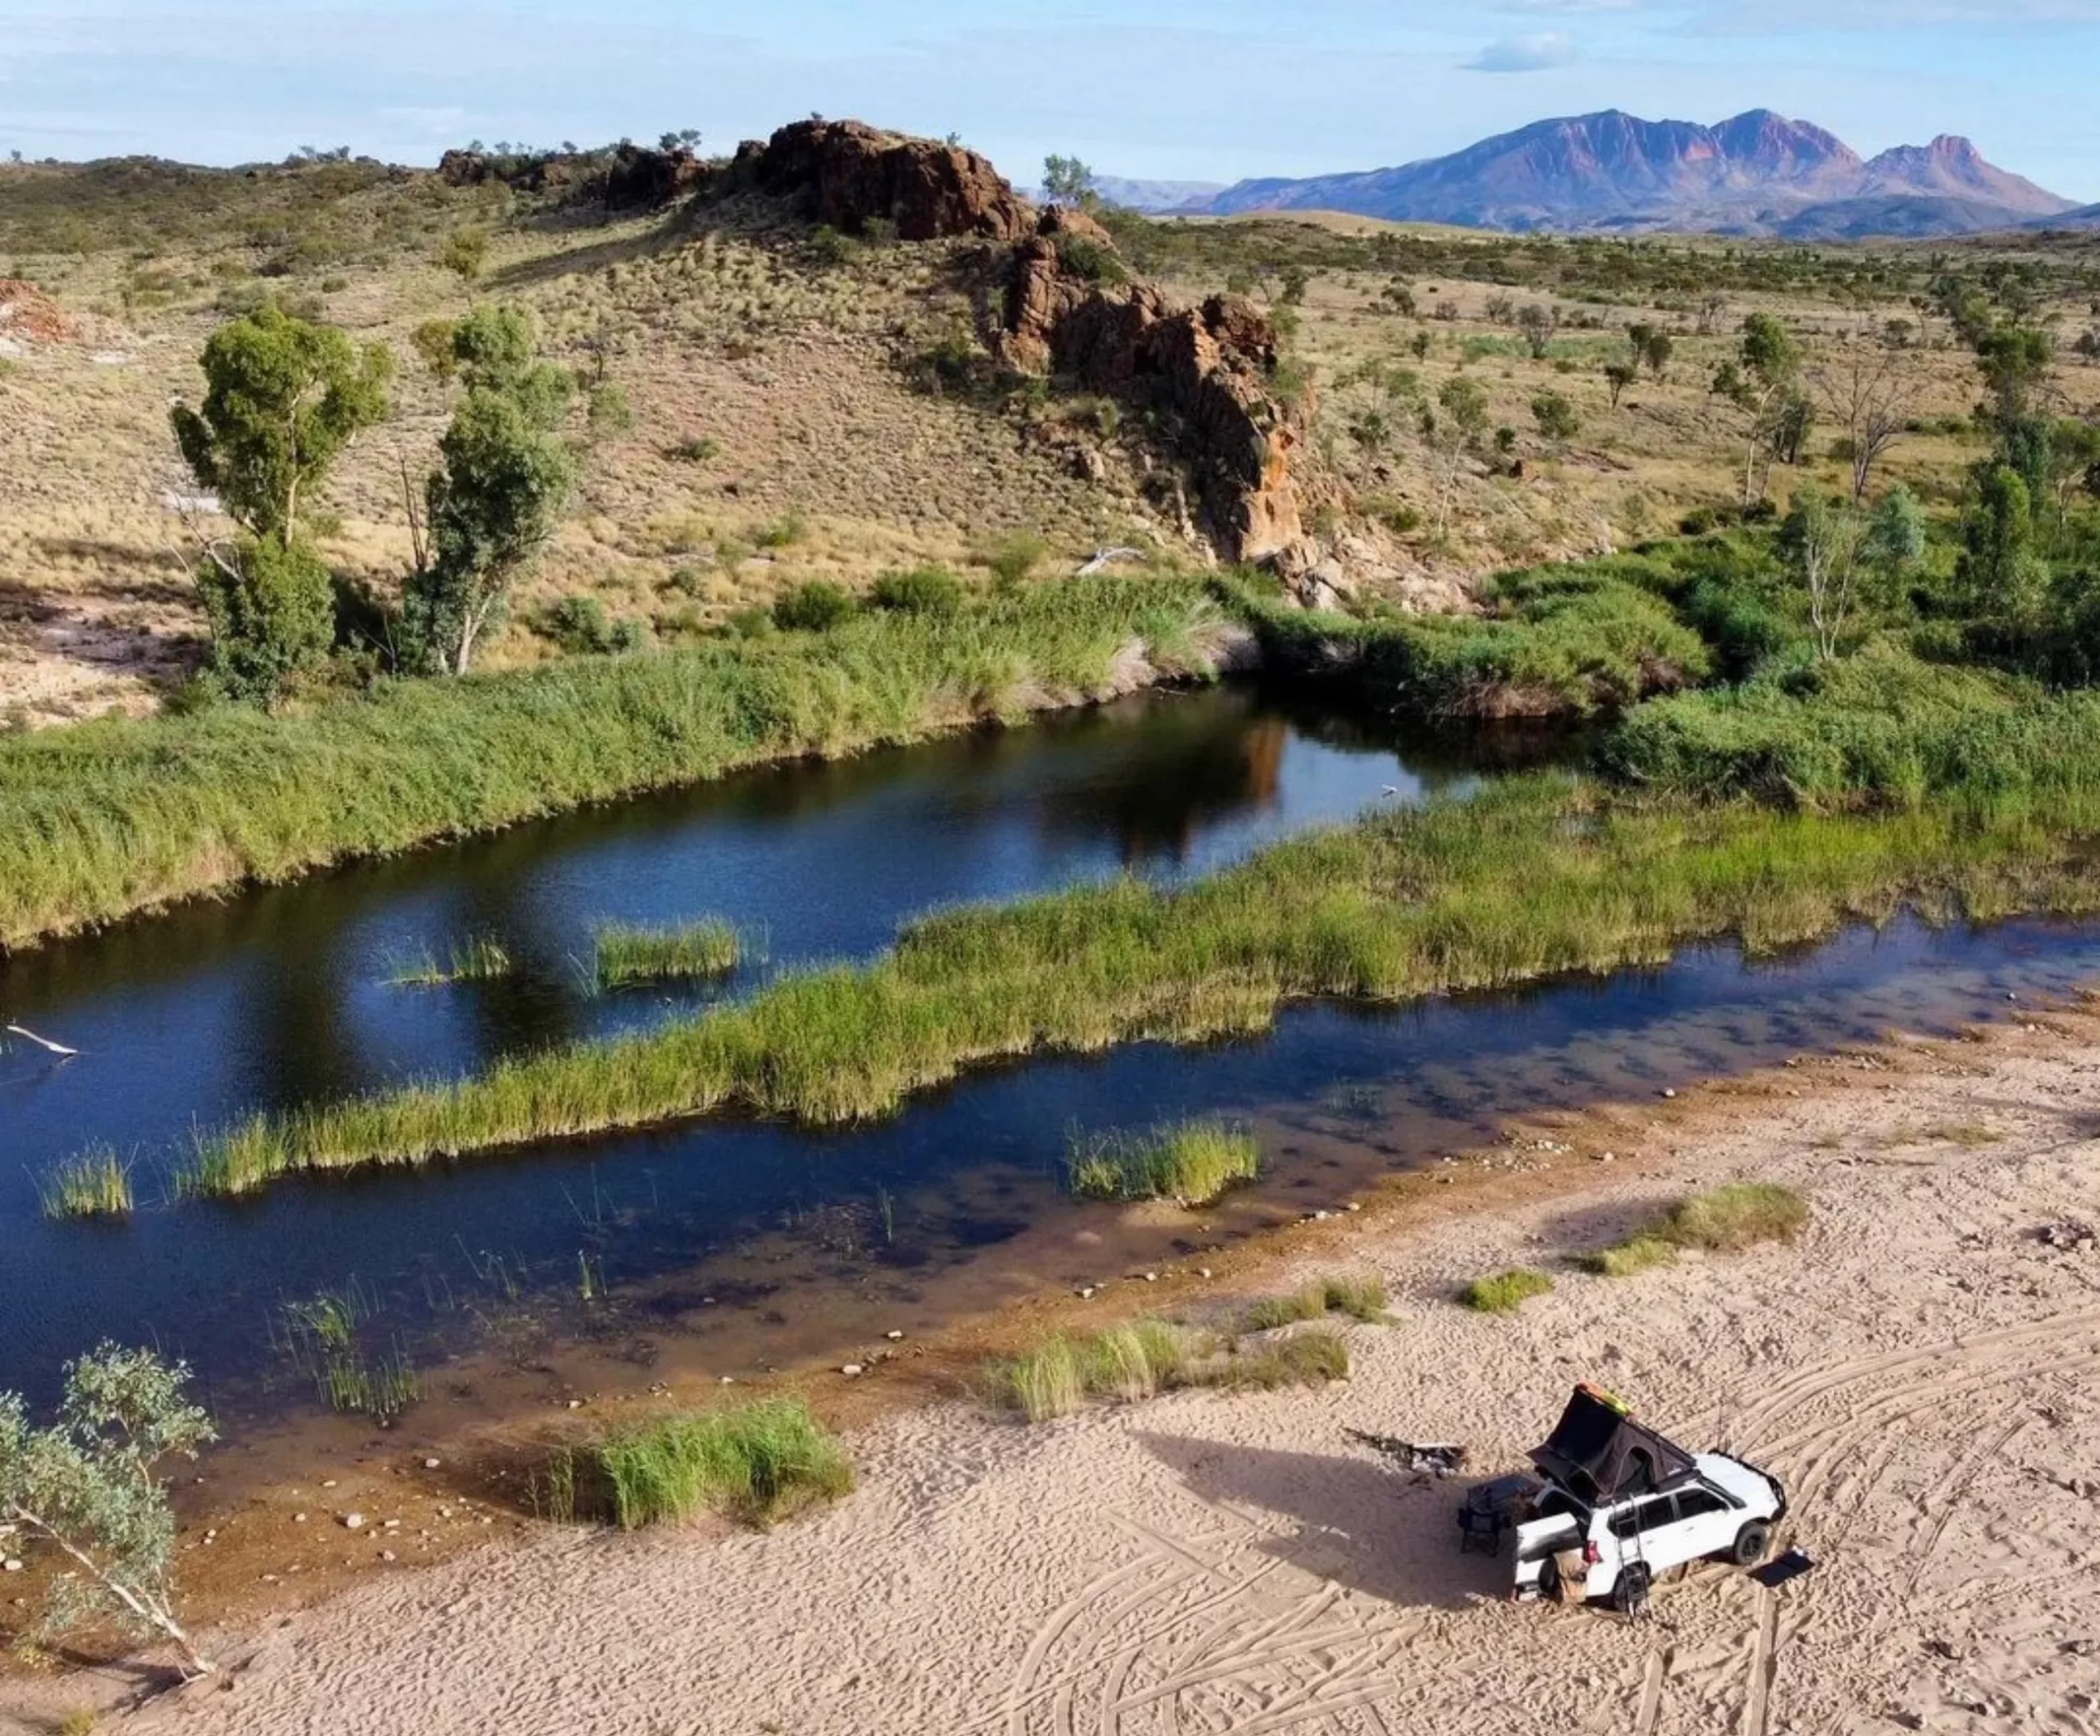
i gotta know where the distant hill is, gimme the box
[1107,110,2075,240]
[1089,176,1226,215]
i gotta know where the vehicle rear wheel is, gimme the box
[1730,1521,1773,1568]
[1536,1556,1564,1604]
[1612,1565,1650,1618]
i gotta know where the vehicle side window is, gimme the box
[1609,1497,1677,1538]
[1676,1487,1728,1520]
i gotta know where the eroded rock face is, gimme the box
[1002,228,1305,567]
[733,120,1034,242]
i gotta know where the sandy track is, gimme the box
[12,1037,2100,1736]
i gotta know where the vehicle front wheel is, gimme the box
[1730,1521,1773,1568]
[1611,1565,1650,1617]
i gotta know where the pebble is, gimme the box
[322,1480,337,1489]
[1198,1267,1212,1279]
[381,1550,396,1563]
[566,1399,584,1410]
[1078,1286,1097,1299]
[294,1513,308,1524]
[438,1506,454,1519]
[1143,1272,1158,1283]
[423,1458,442,1470]
[885,1330,905,1341]
[1,1560,21,1574]
[1661,1089,1677,1099]
[841,1364,864,1377]
[341,1513,366,1531]
[719,1375,735,1385]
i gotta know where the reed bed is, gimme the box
[1066,1119,1260,1207]
[0,576,1226,952]
[385,934,514,988]
[174,771,2100,1199]
[592,918,741,991]
[34,1145,133,1219]
[589,1397,854,1529]
[1582,1181,1809,1276]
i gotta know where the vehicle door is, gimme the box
[1606,1493,1681,1577]
[1652,1483,1734,1565]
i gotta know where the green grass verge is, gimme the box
[0,575,1227,952]
[984,1318,1349,1423]
[34,1146,134,1220]
[1582,1181,1809,1276]
[593,918,742,991]
[173,769,2100,1199]
[1599,644,2100,810]
[587,1397,854,1529]
[1066,1119,1260,1207]
[1226,550,1719,721]
[1458,1268,1554,1313]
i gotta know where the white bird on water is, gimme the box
[6,1024,79,1058]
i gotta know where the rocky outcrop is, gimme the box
[730,119,1035,242]
[435,144,704,208]
[1000,215,1305,569]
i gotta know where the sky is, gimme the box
[1,1,2096,202]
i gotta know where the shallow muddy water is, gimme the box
[4,684,2098,1438]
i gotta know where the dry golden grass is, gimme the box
[3,190,2093,724]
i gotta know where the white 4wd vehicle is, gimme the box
[1466,1386,1787,1615]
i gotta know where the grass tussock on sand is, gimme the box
[177,771,2100,1198]
[564,1397,855,1531]
[0,575,1226,952]
[1066,1119,1260,1208]
[984,1315,1351,1423]
[1582,1181,1809,1277]
[1458,1268,1554,1313]
[1241,1272,1389,1330]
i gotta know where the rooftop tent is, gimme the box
[1531,1384,1697,1505]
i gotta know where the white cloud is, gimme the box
[1466,31,1580,71]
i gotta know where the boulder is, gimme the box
[733,119,1035,242]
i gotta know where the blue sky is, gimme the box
[2,2,2095,201]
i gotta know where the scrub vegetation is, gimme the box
[1458,1268,1555,1313]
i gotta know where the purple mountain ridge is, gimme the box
[1123,111,2074,239]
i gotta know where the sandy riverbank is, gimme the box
[9,1013,2100,1736]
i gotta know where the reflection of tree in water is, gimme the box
[1037,708,1291,866]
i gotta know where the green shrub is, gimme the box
[754,510,810,550]
[594,1398,853,1529]
[1459,1269,1554,1313]
[870,566,964,619]
[984,532,1048,590]
[771,579,857,633]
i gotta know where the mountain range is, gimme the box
[1107,111,2079,240]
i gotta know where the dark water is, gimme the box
[0,684,1511,1404]
[3,683,2097,1429]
